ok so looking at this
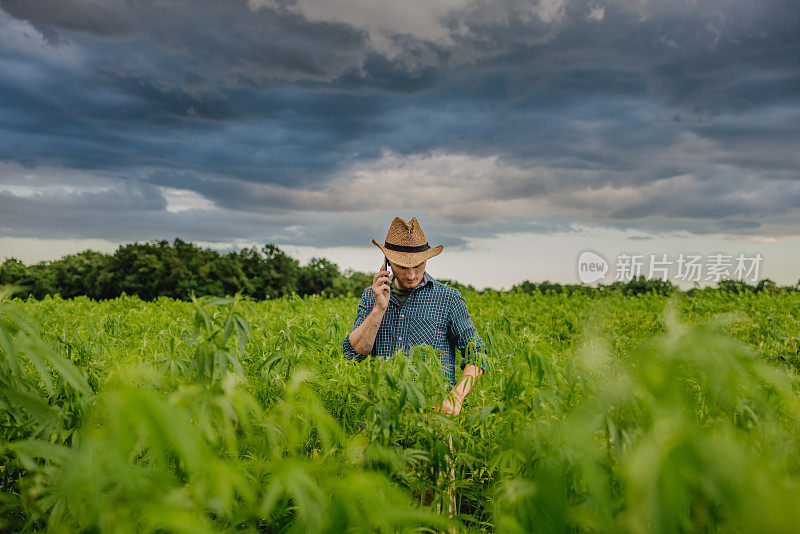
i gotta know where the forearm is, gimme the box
[347,306,386,355]
[450,364,483,404]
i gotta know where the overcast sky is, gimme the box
[1,0,799,289]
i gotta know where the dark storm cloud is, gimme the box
[0,0,368,82]
[1,0,799,245]
[0,181,320,243]
[1,0,135,38]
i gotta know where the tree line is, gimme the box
[1,238,796,301]
[509,276,800,296]
[0,239,470,301]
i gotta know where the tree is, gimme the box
[297,257,340,296]
[52,250,115,300]
[718,280,755,293]
[0,259,32,293]
[199,253,253,298]
[340,269,374,297]
[255,244,301,298]
[755,278,778,293]
[603,275,677,296]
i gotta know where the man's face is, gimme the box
[389,259,427,290]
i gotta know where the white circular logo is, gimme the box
[577,250,609,284]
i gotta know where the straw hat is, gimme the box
[372,217,444,268]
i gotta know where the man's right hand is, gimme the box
[372,266,391,310]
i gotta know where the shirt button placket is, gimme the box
[399,312,405,347]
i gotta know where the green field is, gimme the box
[2,288,800,532]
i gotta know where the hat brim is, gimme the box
[372,239,443,268]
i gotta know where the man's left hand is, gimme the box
[435,364,482,417]
[438,395,462,416]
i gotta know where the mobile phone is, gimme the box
[381,256,390,289]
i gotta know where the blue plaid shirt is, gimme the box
[342,272,486,385]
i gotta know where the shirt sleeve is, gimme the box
[342,288,372,362]
[447,290,487,371]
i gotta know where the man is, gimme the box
[342,216,486,416]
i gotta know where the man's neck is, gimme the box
[391,272,426,291]
[393,279,411,291]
